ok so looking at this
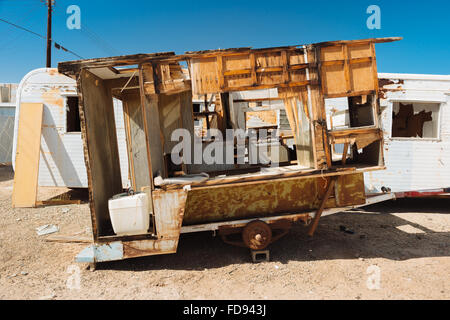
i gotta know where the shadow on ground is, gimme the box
[0,165,13,182]
[100,198,450,272]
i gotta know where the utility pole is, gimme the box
[46,0,53,68]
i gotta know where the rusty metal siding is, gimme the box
[13,68,129,188]
[183,173,365,225]
[365,73,450,193]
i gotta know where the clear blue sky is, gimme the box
[0,0,449,83]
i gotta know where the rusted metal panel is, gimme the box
[122,238,178,259]
[183,173,365,225]
[152,188,188,239]
[335,173,366,207]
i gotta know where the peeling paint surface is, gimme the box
[366,74,450,192]
[13,68,129,188]
[183,173,366,225]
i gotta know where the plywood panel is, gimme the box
[350,62,375,92]
[12,103,43,208]
[143,94,166,179]
[224,54,250,70]
[348,43,372,59]
[123,92,151,191]
[320,45,344,61]
[159,93,183,155]
[322,64,347,95]
[256,52,282,67]
[190,48,311,95]
[225,74,253,89]
[80,69,123,237]
[190,57,220,94]
[320,42,377,96]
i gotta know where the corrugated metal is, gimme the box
[365,74,450,193]
[13,68,129,188]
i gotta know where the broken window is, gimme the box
[391,102,439,139]
[325,95,375,130]
[66,96,81,133]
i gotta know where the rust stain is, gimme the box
[183,173,365,225]
[378,78,404,99]
[41,88,64,107]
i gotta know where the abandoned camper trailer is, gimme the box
[366,73,450,196]
[56,37,401,263]
[11,68,129,207]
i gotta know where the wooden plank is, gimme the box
[58,52,175,77]
[341,143,349,165]
[281,50,289,83]
[45,234,93,243]
[250,53,257,85]
[122,92,151,191]
[324,90,375,99]
[12,103,43,208]
[37,200,82,206]
[216,55,225,89]
[343,44,352,92]
[79,69,123,238]
[308,176,337,236]
[122,98,136,189]
[315,37,402,48]
[370,42,380,92]
[321,57,372,66]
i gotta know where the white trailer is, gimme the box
[326,73,450,196]
[13,68,129,189]
[366,73,450,195]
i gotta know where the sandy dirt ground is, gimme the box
[0,165,449,300]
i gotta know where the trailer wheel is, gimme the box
[242,220,272,250]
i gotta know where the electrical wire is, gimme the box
[0,17,84,59]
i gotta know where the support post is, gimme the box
[308,176,337,236]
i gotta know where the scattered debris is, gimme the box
[20,271,28,276]
[38,293,56,300]
[44,234,92,243]
[339,225,355,234]
[61,208,70,214]
[36,224,59,236]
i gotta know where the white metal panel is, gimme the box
[13,68,129,188]
[365,74,450,193]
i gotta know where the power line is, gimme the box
[0,17,84,59]
[0,17,45,40]
[82,25,122,56]
[49,0,121,56]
